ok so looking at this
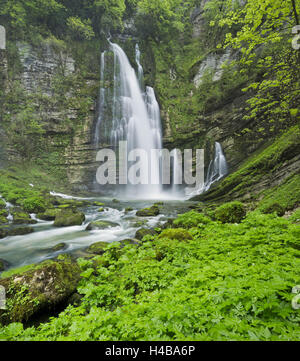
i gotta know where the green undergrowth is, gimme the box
[258,174,300,214]
[0,164,72,206]
[1,210,299,341]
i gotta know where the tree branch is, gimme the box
[291,0,299,25]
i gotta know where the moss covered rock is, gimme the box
[37,208,60,221]
[23,197,47,213]
[215,201,246,224]
[132,219,148,228]
[8,227,34,237]
[0,256,81,325]
[54,209,85,227]
[51,243,67,252]
[136,206,160,217]
[135,228,157,241]
[120,239,140,246]
[86,241,110,255]
[86,220,120,231]
[93,201,105,207]
[12,209,36,225]
[0,226,34,238]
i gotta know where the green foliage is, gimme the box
[289,209,300,224]
[173,211,211,229]
[1,210,299,340]
[214,201,246,224]
[135,0,193,41]
[216,0,300,138]
[258,174,300,214]
[158,228,193,241]
[260,203,285,217]
[66,17,95,40]
[2,86,46,160]
[0,0,127,40]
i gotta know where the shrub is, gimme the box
[214,201,246,223]
[158,228,193,241]
[289,209,300,223]
[261,202,285,217]
[173,211,211,229]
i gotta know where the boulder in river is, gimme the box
[51,243,67,252]
[136,206,160,217]
[12,209,37,225]
[0,226,34,238]
[135,228,158,241]
[86,220,120,231]
[54,209,85,227]
[93,201,105,207]
[8,226,34,237]
[37,208,60,221]
[0,255,81,325]
[86,241,110,255]
[120,239,140,247]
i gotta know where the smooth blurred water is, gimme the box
[0,194,196,270]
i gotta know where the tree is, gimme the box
[215,0,300,137]
[134,0,194,41]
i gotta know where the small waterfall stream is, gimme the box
[185,141,228,197]
[204,142,228,192]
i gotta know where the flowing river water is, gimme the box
[0,42,227,272]
[0,195,197,271]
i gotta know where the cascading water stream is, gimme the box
[93,41,228,199]
[184,141,228,197]
[135,43,144,89]
[94,41,164,198]
[204,142,228,191]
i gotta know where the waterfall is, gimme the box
[94,41,163,198]
[135,44,144,89]
[93,42,228,199]
[204,142,228,191]
[184,142,228,197]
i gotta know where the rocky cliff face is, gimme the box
[0,3,291,193]
[0,48,8,167]
[1,40,102,191]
